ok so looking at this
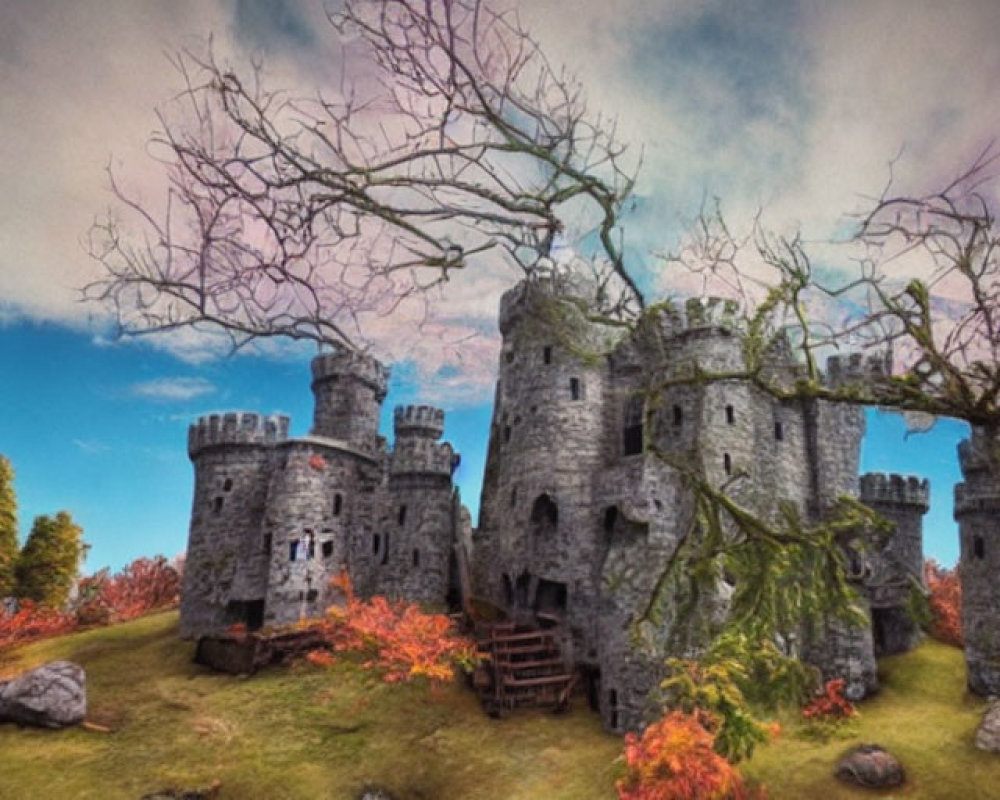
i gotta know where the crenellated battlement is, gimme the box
[394,405,445,440]
[188,412,289,458]
[860,472,930,512]
[390,438,456,477]
[311,350,389,397]
[957,430,1000,477]
[498,276,599,335]
[823,351,892,388]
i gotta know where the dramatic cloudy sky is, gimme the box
[1,0,992,571]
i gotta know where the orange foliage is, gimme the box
[924,559,962,647]
[310,571,475,683]
[76,556,180,625]
[801,678,856,720]
[616,710,759,800]
[0,600,76,651]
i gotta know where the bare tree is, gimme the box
[86,0,640,354]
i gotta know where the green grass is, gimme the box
[1,617,996,799]
[744,639,999,799]
[0,612,621,800]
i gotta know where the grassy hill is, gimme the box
[1,612,998,799]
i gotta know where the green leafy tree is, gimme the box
[15,512,87,608]
[0,455,18,597]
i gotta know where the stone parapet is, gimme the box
[393,405,444,440]
[311,351,389,398]
[860,472,930,511]
[390,438,455,477]
[823,351,892,388]
[188,412,289,458]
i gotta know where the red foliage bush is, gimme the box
[0,600,76,652]
[924,559,962,647]
[76,556,181,625]
[309,571,476,683]
[801,678,856,721]
[616,710,758,800]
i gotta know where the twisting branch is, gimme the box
[85,0,640,354]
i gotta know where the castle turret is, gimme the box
[860,472,929,656]
[310,350,389,452]
[955,427,1000,695]
[181,412,289,637]
[368,405,459,603]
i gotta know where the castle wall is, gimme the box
[956,427,1000,695]
[262,439,382,627]
[181,412,289,637]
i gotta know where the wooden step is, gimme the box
[502,673,574,689]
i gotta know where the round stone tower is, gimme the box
[955,427,1000,695]
[859,472,929,656]
[310,350,389,453]
[477,277,616,630]
[381,404,457,603]
[181,411,289,637]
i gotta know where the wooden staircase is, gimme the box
[473,621,577,717]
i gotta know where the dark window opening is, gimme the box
[398,505,407,526]
[306,589,318,603]
[333,493,342,516]
[372,533,381,556]
[623,395,644,456]
[263,533,272,555]
[603,506,618,535]
[304,532,315,560]
[534,578,567,617]
[289,539,299,562]
[774,421,784,441]
[212,497,224,514]
[531,494,559,537]
[974,534,985,559]
[225,599,265,631]
[322,541,334,559]
[503,425,511,443]
[412,548,420,567]
[504,349,514,363]
[223,478,233,492]
[673,405,683,427]
[725,405,734,425]
[570,377,581,401]
[608,689,619,731]
[723,453,732,476]
[510,486,517,507]
[543,345,552,364]
[381,532,390,565]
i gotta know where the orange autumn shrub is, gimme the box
[801,678,855,721]
[617,710,758,800]
[924,559,962,647]
[0,599,76,651]
[76,556,181,625]
[309,571,476,683]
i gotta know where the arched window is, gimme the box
[531,494,559,537]
[623,395,644,456]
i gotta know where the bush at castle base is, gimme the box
[616,710,762,800]
[924,559,962,647]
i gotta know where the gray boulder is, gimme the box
[0,660,86,728]
[976,698,1000,752]
[834,744,905,788]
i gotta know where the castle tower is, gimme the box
[955,427,1000,695]
[371,405,458,603]
[477,278,614,630]
[310,350,389,453]
[859,472,929,656]
[181,412,289,637]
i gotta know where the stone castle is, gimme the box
[181,277,941,732]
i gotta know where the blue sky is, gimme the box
[3,0,998,572]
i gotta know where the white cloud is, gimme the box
[131,377,217,402]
